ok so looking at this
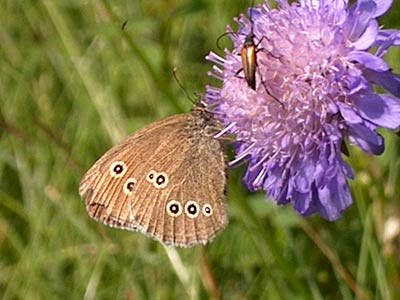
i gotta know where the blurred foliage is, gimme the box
[0,0,399,300]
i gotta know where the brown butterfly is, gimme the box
[79,98,228,247]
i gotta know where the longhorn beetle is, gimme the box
[217,1,283,106]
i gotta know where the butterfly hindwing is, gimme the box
[127,114,227,246]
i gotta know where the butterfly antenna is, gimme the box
[172,67,195,104]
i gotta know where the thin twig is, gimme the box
[199,247,221,300]
[163,245,197,300]
[300,221,370,300]
[33,118,82,172]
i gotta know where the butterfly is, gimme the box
[79,98,228,247]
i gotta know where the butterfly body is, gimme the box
[79,103,228,247]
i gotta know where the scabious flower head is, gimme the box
[206,0,400,220]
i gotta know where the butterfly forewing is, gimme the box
[79,110,228,247]
[79,114,187,231]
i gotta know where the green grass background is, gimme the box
[1,1,399,299]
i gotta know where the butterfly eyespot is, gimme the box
[110,161,127,178]
[146,170,157,183]
[202,204,213,217]
[123,178,137,195]
[184,201,200,218]
[153,172,168,189]
[166,200,182,217]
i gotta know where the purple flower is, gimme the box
[206,0,400,220]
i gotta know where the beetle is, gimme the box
[240,29,258,90]
[217,2,283,107]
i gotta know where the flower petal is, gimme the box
[371,0,393,17]
[339,156,355,179]
[346,0,376,40]
[373,29,400,57]
[338,103,363,124]
[351,19,378,50]
[292,190,313,215]
[348,123,384,154]
[316,171,353,221]
[375,29,400,47]
[355,94,400,129]
[364,70,400,98]
[348,50,389,72]
[294,160,315,193]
